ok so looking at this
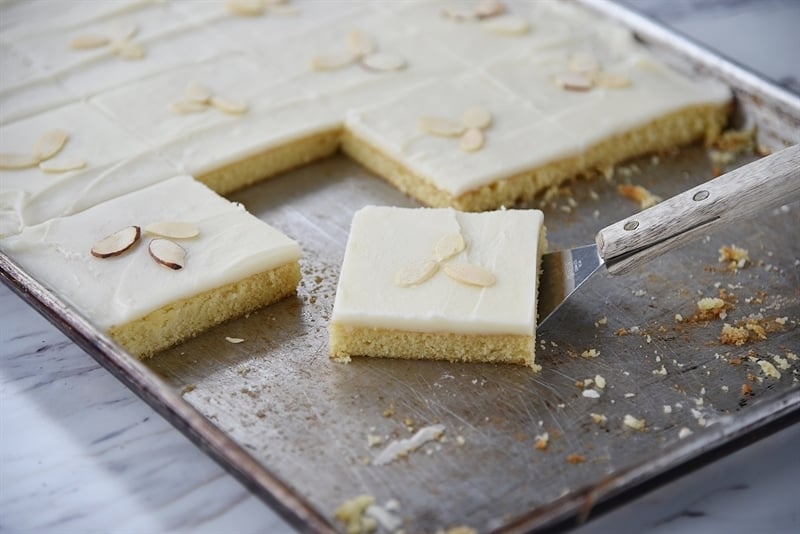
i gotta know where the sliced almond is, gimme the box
[460,127,485,152]
[224,0,265,17]
[418,116,465,137]
[111,39,145,60]
[148,238,186,270]
[144,221,200,239]
[185,82,212,104]
[39,157,87,173]
[482,15,530,36]
[474,0,506,19]
[0,153,40,170]
[33,129,69,161]
[91,226,141,258]
[443,263,496,287]
[595,71,632,89]
[346,29,376,57]
[360,52,407,72]
[554,72,594,92]
[69,34,110,50]
[435,233,466,262]
[310,51,358,71]
[394,260,439,287]
[169,100,209,115]
[461,106,492,129]
[210,96,248,114]
[568,52,600,75]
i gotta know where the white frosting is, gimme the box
[0,102,175,236]
[0,176,300,330]
[1,0,731,234]
[331,206,543,336]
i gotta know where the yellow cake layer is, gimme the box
[109,261,301,359]
[341,104,729,211]
[198,129,342,195]
[329,324,534,366]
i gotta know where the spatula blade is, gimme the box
[537,244,604,329]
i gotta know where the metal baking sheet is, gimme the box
[2,1,799,532]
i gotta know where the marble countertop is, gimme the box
[2,1,798,533]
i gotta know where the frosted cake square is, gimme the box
[329,206,546,367]
[0,176,301,358]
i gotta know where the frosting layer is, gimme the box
[331,206,543,336]
[0,176,300,330]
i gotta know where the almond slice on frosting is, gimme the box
[482,15,530,36]
[33,129,69,161]
[110,39,145,60]
[443,263,496,287]
[474,0,506,19]
[144,221,200,239]
[346,29,376,57]
[185,82,212,104]
[310,51,358,71]
[149,238,186,270]
[418,116,465,137]
[395,260,439,287]
[210,96,248,114]
[461,106,492,129]
[435,233,466,262]
[554,72,594,92]
[361,52,407,72]
[225,0,266,17]
[0,153,40,170]
[69,35,111,50]
[91,226,141,258]
[460,127,485,152]
[39,157,87,173]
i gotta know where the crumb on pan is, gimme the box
[617,184,662,209]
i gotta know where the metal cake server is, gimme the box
[537,143,800,329]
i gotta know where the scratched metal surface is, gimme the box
[2,1,799,532]
[145,141,799,530]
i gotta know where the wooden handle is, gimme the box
[596,143,800,274]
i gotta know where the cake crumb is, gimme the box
[334,494,376,534]
[696,297,726,320]
[618,184,662,209]
[534,432,549,450]
[594,375,606,389]
[180,384,196,395]
[663,405,672,414]
[225,336,245,344]
[675,313,683,322]
[582,389,600,399]
[624,393,635,398]
[718,244,750,270]
[581,348,600,358]
[741,383,753,396]
[590,413,607,426]
[678,427,693,439]
[720,323,749,346]
[623,414,646,431]
[566,453,585,464]
[455,435,466,446]
[366,434,383,448]
[758,360,781,380]
[652,365,667,376]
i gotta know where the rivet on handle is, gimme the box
[623,220,639,231]
[693,190,709,201]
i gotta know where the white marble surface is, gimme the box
[2,1,799,533]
